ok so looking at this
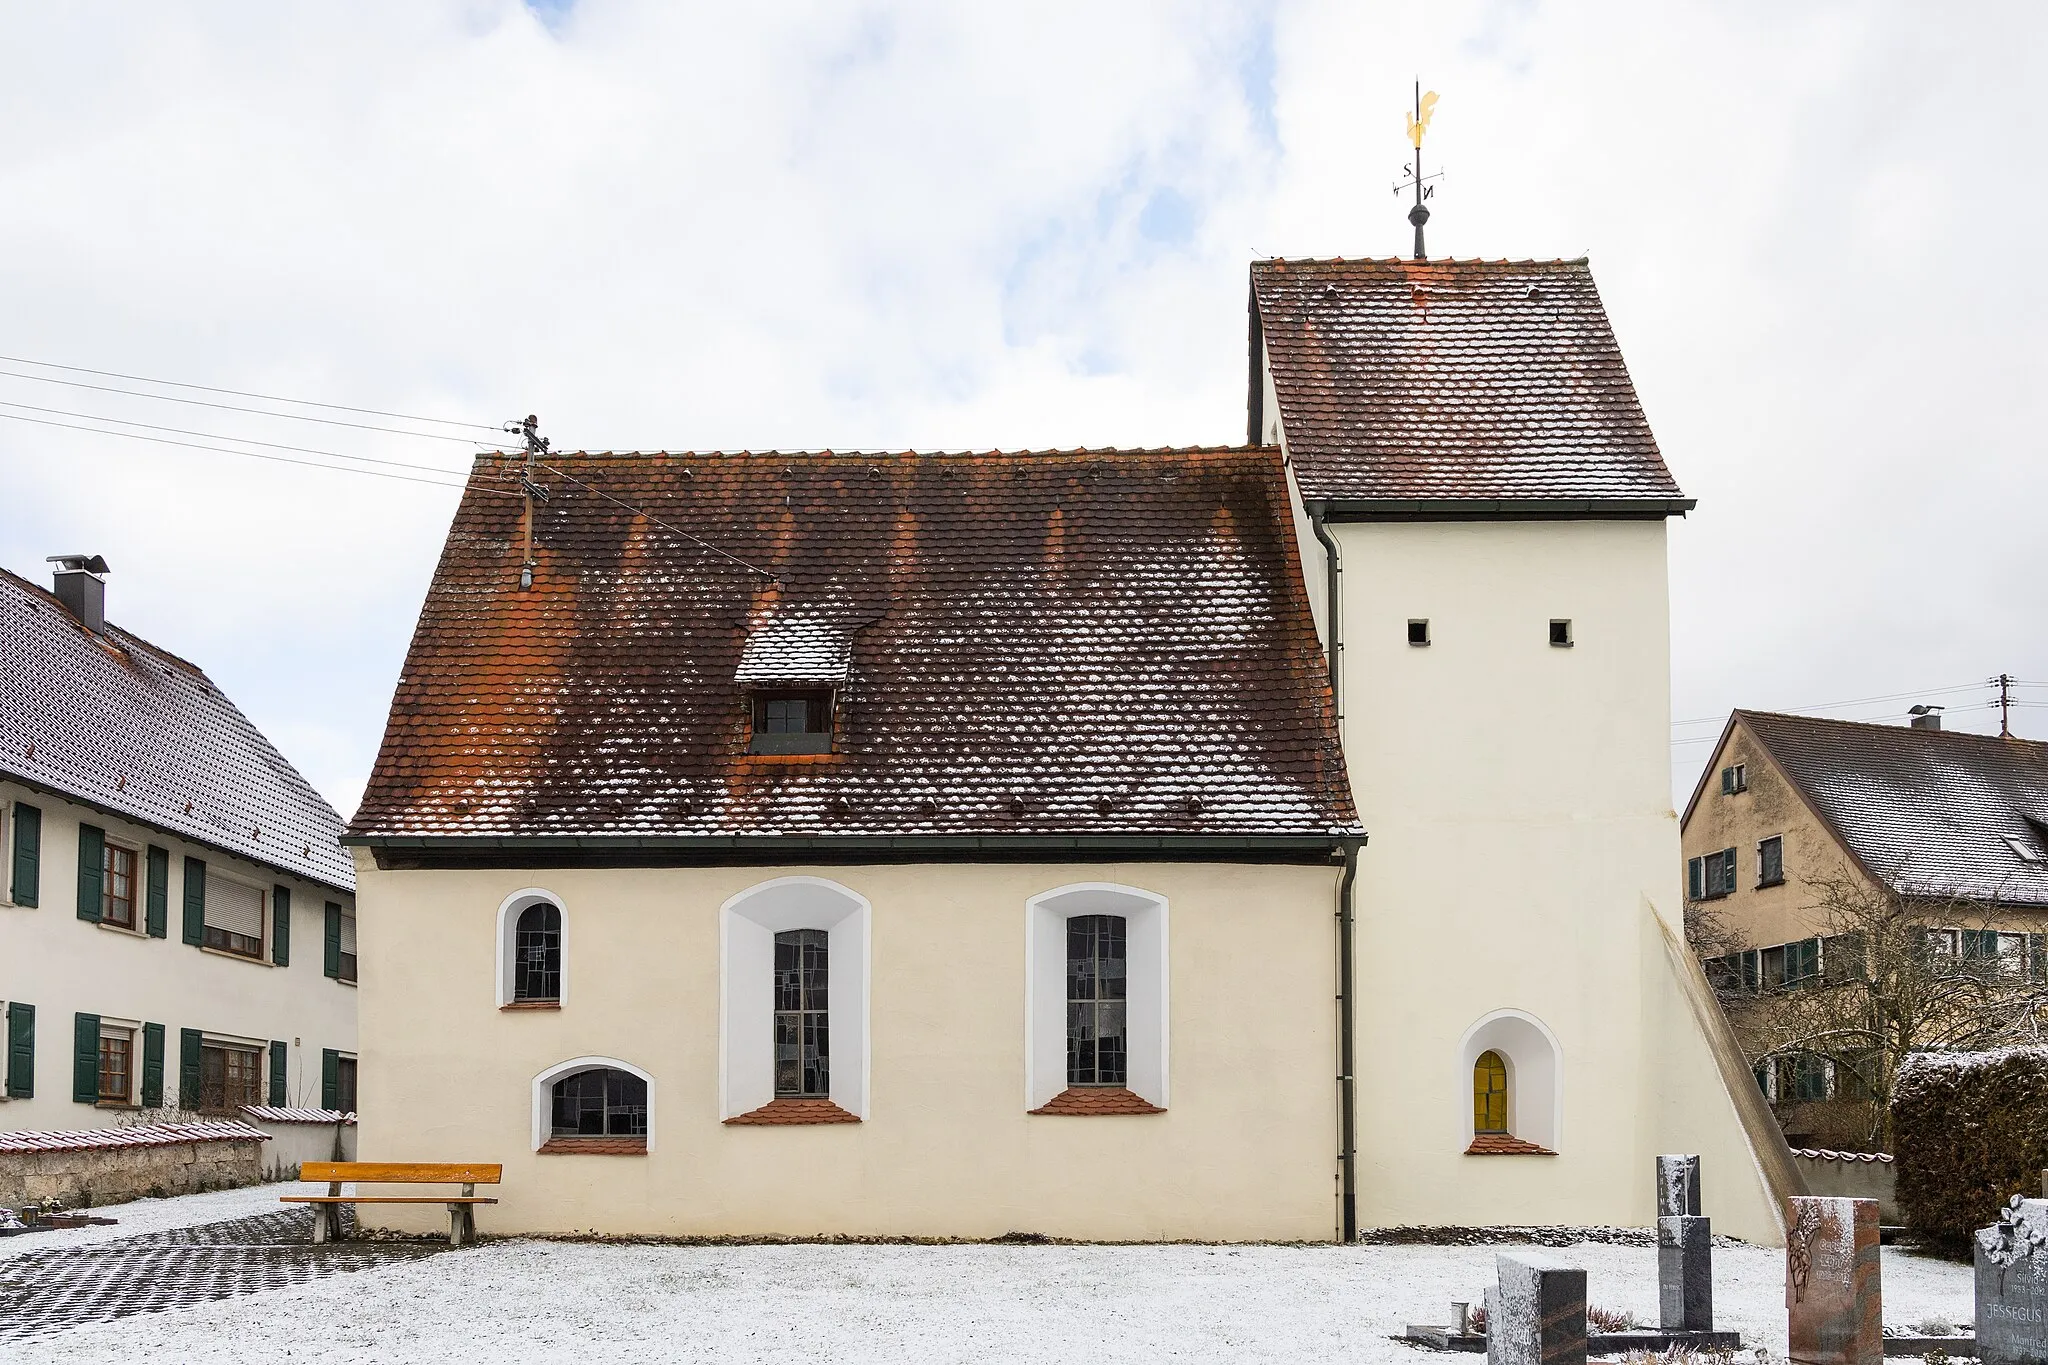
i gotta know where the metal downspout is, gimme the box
[1310,499,1357,1240]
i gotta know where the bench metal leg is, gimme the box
[448,1203,476,1248]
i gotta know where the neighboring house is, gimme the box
[0,558,359,1134]
[1680,709,2048,1141]
[345,255,1790,1246]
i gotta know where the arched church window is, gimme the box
[513,901,562,1002]
[1473,1050,1509,1134]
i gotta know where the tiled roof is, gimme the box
[1250,258,1691,508]
[1030,1088,1164,1115]
[0,567,353,891]
[349,448,1358,846]
[1464,1133,1557,1156]
[239,1105,356,1126]
[724,1098,861,1125]
[1790,1147,1894,1164]
[1738,711,2048,907]
[0,1121,267,1155]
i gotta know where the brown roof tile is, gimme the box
[1251,258,1690,509]
[724,1098,861,1125]
[1029,1087,1164,1116]
[1464,1133,1556,1156]
[349,447,1358,846]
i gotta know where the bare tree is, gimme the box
[1708,872,2048,1149]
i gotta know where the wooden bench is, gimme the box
[281,1162,501,1248]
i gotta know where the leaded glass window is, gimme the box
[774,929,829,1097]
[513,902,562,1002]
[551,1067,647,1137]
[1473,1050,1509,1133]
[1066,914,1127,1087]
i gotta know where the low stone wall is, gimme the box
[1791,1149,1897,1223]
[0,1136,264,1209]
[248,1120,354,1181]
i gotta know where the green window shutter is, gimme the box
[321,1048,340,1110]
[324,902,341,978]
[73,1012,101,1104]
[5,1002,33,1098]
[145,846,169,937]
[179,1028,203,1111]
[141,1023,165,1108]
[182,857,206,945]
[11,802,41,906]
[1687,857,1702,900]
[269,1040,287,1106]
[272,886,292,966]
[76,823,105,921]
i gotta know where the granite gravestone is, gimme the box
[1657,1154,1713,1332]
[1785,1196,1881,1365]
[1486,1252,1587,1365]
[1976,1197,2048,1365]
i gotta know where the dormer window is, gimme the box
[750,688,834,754]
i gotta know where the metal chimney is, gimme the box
[46,554,109,633]
[1908,704,1943,731]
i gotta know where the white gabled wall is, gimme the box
[1331,518,1784,1245]
[0,779,357,1132]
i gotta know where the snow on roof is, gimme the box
[0,1121,267,1155]
[0,566,353,892]
[1790,1148,1895,1164]
[239,1105,356,1126]
[350,447,1359,843]
[1251,258,1690,510]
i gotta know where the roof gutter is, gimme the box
[1317,497,1697,522]
[346,831,1359,869]
[1308,501,1342,714]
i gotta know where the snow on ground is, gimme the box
[0,1187,1976,1365]
[0,1181,288,1262]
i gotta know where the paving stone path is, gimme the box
[0,1206,446,1341]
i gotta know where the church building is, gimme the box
[345,254,1799,1244]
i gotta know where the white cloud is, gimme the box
[2,0,2043,816]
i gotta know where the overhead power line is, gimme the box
[0,353,505,432]
[0,367,509,445]
[0,410,517,495]
[0,400,475,478]
[1671,681,1989,730]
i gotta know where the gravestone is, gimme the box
[1656,1154,1713,1332]
[1658,1154,1702,1217]
[1785,1196,1881,1365]
[1486,1252,1587,1365]
[1975,1197,2048,1365]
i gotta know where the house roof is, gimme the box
[349,447,1359,850]
[1734,710,2048,907]
[0,1120,267,1155]
[1249,258,1692,512]
[0,567,353,892]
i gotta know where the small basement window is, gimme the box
[1407,619,1430,647]
[749,688,834,755]
[1549,619,1573,648]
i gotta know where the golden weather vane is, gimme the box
[1393,83,1442,260]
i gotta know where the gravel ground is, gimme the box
[0,1192,1977,1365]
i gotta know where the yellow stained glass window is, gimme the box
[1473,1050,1509,1134]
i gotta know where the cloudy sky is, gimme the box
[3,0,2044,817]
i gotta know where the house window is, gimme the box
[749,689,834,755]
[1757,836,1784,887]
[203,875,266,959]
[1961,929,2029,978]
[1688,848,1738,900]
[1721,764,1748,795]
[551,1067,647,1138]
[1548,619,1573,648]
[1473,1050,1510,1133]
[338,909,357,983]
[102,844,137,928]
[1065,914,1129,1087]
[1407,619,1430,647]
[198,1042,262,1114]
[1926,927,1960,962]
[513,902,562,1002]
[98,1026,134,1104]
[1778,1054,1829,1103]
[774,929,830,1097]
[1772,937,1820,989]
[334,1055,358,1114]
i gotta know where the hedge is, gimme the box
[1892,1046,2048,1257]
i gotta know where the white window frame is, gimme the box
[1458,1009,1563,1151]
[98,835,145,933]
[1024,882,1170,1111]
[202,867,269,959]
[495,887,570,1008]
[98,1015,143,1106]
[719,877,871,1120]
[531,1055,655,1152]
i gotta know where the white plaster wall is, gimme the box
[354,857,1339,1242]
[0,780,357,1132]
[1332,519,1784,1245]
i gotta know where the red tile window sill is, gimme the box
[1029,1087,1164,1116]
[499,1000,561,1011]
[1465,1133,1556,1156]
[538,1136,646,1155]
[723,1098,861,1125]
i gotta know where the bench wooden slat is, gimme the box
[299,1161,502,1184]
[281,1196,498,1205]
